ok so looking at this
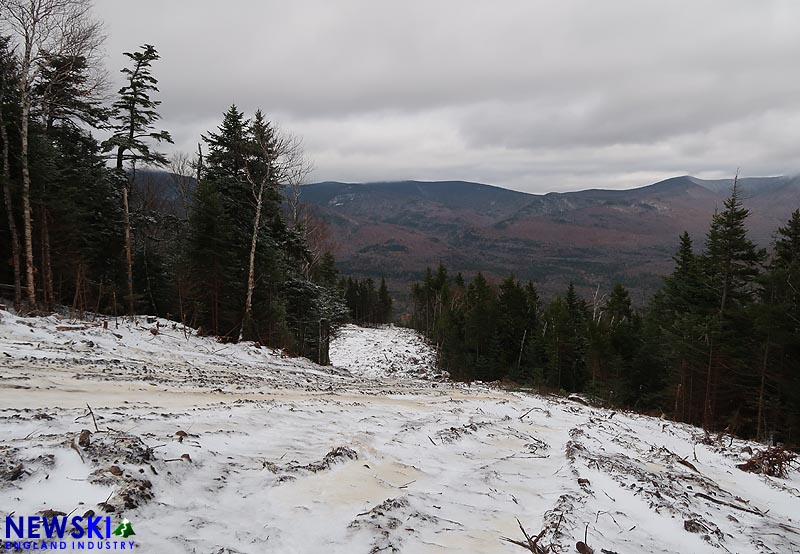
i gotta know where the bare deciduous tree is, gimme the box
[279,132,326,278]
[298,206,335,279]
[239,116,312,341]
[168,151,197,218]
[283,132,313,229]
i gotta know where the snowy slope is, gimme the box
[0,313,798,553]
[330,324,442,380]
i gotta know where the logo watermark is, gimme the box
[3,515,137,551]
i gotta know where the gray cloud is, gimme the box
[94,0,800,192]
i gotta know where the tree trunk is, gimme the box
[687,359,694,424]
[318,318,330,366]
[241,180,265,341]
[142,240,158,315]
[39,106,56,311]
[196,143,203,182]
[117,145,134,317]
[20,77,36,308]
[756,340,770,441]
[122,183,134,316]
[41,206,54,310]
[0,105,22,309]
[72,262,82,314]
[703,337,715,430]
[117,99,136,317]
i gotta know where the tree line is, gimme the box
[0,0,384,362]
[340,276,392,326]
[409,185,800,445]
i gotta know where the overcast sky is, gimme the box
[94,1,800,193]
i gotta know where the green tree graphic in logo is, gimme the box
[112,518,135,538]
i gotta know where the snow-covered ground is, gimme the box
[0,311,799,553]
[330,324,442,380]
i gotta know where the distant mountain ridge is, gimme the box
[300,175,800,307]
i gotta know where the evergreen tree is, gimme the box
[701,183,765,430]
[705,185,764,313]
[185,106,345,360]
[47,125,123,312]
[1,0,104,309]
[464,272,496,377]
[600,284,642,404]
[562,283,589,391]
[313,252,339,287]
[649,231,712,423]
[496,276,528,376]
[755,210,800,441]
[186,178,230,334]
[0,35,22,308]
[103,44,172,315]
[188,105,251,337]
[33,51,110,309]
[378,277,392,323]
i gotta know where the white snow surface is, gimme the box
[0,311,798,553]
[330,324,442,380]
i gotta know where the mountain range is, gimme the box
[300,175,800,306]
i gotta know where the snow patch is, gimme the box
[330,324,443,380]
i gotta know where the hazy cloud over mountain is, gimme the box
[96,1,800,192]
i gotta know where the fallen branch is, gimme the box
[576,523,594,553]
[75,404,100,432]
[677,457,699,473]
[694,492,763,516]
[97,490,114,512]
[56,325,97,331]
[501,518,548,553]
[595,511,621,530]
[69,440,84,464]
[737,447,797,478]
[163,453,193,463]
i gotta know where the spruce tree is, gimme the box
[0,35,22,308]
[756,210,800,440]
[464,272,495,369]
[563,283,589,391]
[103,44,172,315]
[378,277,392,323]
[1,0,104,309]
[705,185,764,313]
[649,231,712,423]
[701,183,764,430]
[34,52,109,309]
[186,179,230,334]
[601,284,642,404]
[496,276,528,375]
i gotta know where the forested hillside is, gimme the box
[0,8,349,362]
[303,176,800,306]
[408,186,800,445]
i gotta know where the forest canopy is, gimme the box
[0,1,373,363]
[408,187,800,445]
